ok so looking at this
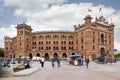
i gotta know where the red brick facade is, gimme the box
[4,15,114,60]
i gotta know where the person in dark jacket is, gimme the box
[25,62,30,69]
[85,58,89,68]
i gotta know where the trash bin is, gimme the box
[0,62,2,76]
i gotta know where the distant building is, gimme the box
[4,15,114,60]
[114,49,120,54]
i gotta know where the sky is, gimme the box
[0,0,120,51]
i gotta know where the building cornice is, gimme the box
[32,30,74,34]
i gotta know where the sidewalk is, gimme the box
[1,61,120,80]
[89,61,120,72]
[2,61,41,76]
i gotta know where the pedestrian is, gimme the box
[41,56,45,68]
[110,58,112,65]
[57,57,61,67]
[51,57,55,67]
[85,58,89,68]
[25,62,30,69]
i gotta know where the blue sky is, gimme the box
[0,0,120,28]
[68,0,120,9]
[0,0,120,51]
[0,0,26,27]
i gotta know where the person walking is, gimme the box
[25,62,30,69]
[57,57,61,67]
[109,57,112,65]
[41,56,45,68]
[51,57,55,67]
[85,58,89,68]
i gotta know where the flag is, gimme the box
[99,6,102,12]
[88,9,92,12]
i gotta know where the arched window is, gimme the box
[26,44,29,49]
[101,34,104,44]
[93,45,95,50]
[81,46,84,51]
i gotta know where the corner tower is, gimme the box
[84,15,92,26]
[16,23,32,57]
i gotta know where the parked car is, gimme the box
[32,56,41,61]
[10,58,18,64]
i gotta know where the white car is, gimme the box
[10,59,18,64]
[32,56,41,61]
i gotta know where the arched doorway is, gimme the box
[45,53,49,60]
[29,53,33,59]
[54,53,58,58]
[19,55,21,58]
[62,53,67,58]
[13,54,15,58]
[100,48,105,57]
[99,47,105,62]
[36,53,40,57]
[71,53,75,55]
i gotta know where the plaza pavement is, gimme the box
[1,61,120,80]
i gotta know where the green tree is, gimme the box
[0,49,4,57]
[114,53,120,58]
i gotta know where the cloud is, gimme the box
[1,0,120,50]
[13,2,117,31]
[0,24,16,47]
[4,0,67,9]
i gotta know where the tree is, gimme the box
[0,49,4,57]
[114,53,120,58]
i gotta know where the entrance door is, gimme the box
[100,47,105,62]
[45,53,49,60]
[62,53,67,58]
[29,53,33,59]
[36,53,40,57]
[54,53,58,58]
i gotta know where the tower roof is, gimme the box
[16,23,32,30]
[84,15,92,20]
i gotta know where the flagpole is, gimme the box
[99,5,102,17]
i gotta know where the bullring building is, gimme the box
[4,15,114,60]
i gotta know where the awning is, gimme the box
[70,54,81,57]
